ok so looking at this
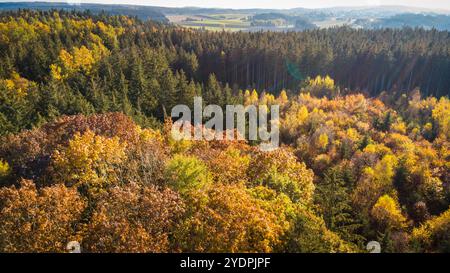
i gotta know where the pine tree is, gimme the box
[204,74,223,105]
[315,167,364,244]
[129,47,146,111]
[157,69,177,119]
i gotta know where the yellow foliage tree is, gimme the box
[374,154,398,183]
[51,130,127,191]
[371,194,407,230]
[248,149,315,204]
[411,208,450,252]
[309,75,335,89]
[352,154,398,211]
[259,92,276,106]
[432,97,450,138]
[0,180,86,252]
[1,71,33,97]
[282,103,309,138]
[51,45,108,79]
[0,159,10,179]
[174,183,286,252]
[317,133,329,150]
[84,183,184,253]
[244,89,259,105]
[73,46,96,73]
[208,147,251,184]
[305,75,338,98]
[346,128,360,143]
[277,90,288,105]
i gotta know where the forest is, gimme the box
[0,10,449,253]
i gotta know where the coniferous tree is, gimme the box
[316,167,364,245]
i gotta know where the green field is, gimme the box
[167,13,252,31]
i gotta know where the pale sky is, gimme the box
[2,0,450,10]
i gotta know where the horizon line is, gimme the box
[1,1,450,13]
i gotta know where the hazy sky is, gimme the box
[2,1,450,10]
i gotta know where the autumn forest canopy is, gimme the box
[0,10,449,253]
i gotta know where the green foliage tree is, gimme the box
[315,167,363,244]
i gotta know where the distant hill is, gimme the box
[314,5,450,17]
[250,13,317,30]
[0,2,168,22]
[355,13,450,30]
